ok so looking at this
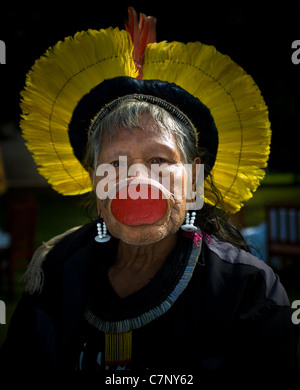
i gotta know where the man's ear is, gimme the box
[192,157,201,190]
[88,167,95,185]
[89,167,101,215]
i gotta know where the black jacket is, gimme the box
[0,222,298,370]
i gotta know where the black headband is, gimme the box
[68,77,219,171]
[89,93,198,143]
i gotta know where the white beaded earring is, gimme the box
[95,216,111,243]
[181,212,197,232]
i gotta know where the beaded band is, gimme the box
[88,93,198,145]
[84,230,202,333]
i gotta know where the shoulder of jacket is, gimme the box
[205,235,265,269]
[204,235,290,306]
[22,226,82,295]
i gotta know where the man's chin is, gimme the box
[114,224,170,246]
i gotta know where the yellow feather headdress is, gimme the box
[20,8,271,214]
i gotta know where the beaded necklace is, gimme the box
[84,230,202,366]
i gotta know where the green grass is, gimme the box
[244,185,300,227]
[33,188,92,246]
[0,187,91,346]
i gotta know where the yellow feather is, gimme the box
[20,28,271,213]
[143,41,271,213]
[20,28,138,195]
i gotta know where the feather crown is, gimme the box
[20,7,271,213]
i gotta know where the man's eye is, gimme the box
[110,160,120,167]
[151,158,166,164]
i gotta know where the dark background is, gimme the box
[0,1,299,173]
[1,2,300,355]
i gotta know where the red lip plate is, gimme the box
[111,185,167,226]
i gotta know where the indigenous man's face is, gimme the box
[93,114,190,245]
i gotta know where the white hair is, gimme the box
[84,99,200,173]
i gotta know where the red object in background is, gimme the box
[111,185,167,226]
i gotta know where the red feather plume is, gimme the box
[125,6,157,79]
